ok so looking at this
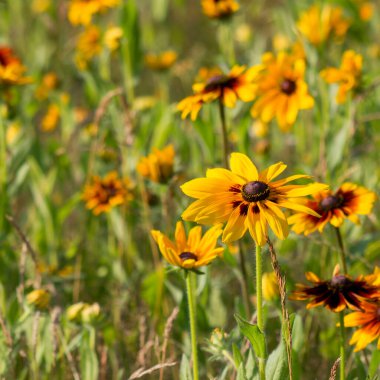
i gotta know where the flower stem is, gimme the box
[339,312,346,380]
[218,97,229,169]
[186,271,199,380]
[255,243,266,380]
[335,227,348,274]
[0,109,6,232]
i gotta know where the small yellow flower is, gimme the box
[41,104,60,132]
[151,222,224,270]
[68,0,120,26]
[26,289,51,310]
[82,171,133,215]
[297,5,350,46]
[144,50,177,71]
[75,26,102,70]
[67,302,87,322]
[35,72,59,100]
[251,120,268,138]
[104,26,123,51]
[272,34,291,52]
[201,0,239,19]
[320,50,363,104]
[81,303,101,323]
[262,272,280,301]
[6,121,21,144]
[250,51,314,132]
[137,145,175,184]
[0,46,31,86]
[32,0,51,13]
[359,2,374,21]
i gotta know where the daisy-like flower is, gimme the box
[26,289,51,310]
[104,26,123,51]
[144,50,177,71]
[35,72,58,100]
[0,46,31,86]
[320,50,363,104]
[151,222,224,270]
[345,300,380,351]
[82,171,133,215]
[68,0,120,26]
[41,104,60,132]
[297,5,350,46]
[291,265,380,312]
[137,145,175,184]
[201,0,239,19]
[288,182,376,235]
[178,65,260,121]
[75,25,102,70]
[250,51,314,132]
[181,152,327,246]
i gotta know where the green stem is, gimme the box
[0,109,6,232]
[255,243,266,380]
[339,312,346,380]
[186,271,199,380]
[218,98,229,168]
[335,227,348,274]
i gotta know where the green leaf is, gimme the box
[179,354,192,380]
[265,341,288,380]
[235,314,266,359]
[237,363,248,380]
[369,350,380,378]
[232,343,244,369]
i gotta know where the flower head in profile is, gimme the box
[104,26,123,51]
[26,289,51,310]
[178,65,260,121]
[201,0,239,19]
[181,152,327,246]
[75,26,102,70]
[0,46,31,86]
[68,0,120,26]
[137,145,175,184]
[82,171,133,215]
[291,265,380,312]
[320,50,363,104]
[297,5,350,46]
[288,182,376,235]
[144,50,177,71]
[250,51,314,131]
[41,104,60,132]
[151,222,224,270]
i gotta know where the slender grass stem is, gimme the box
[335,227,348,274]
[186,271,199,380]
[255,243,266,380]
[218,98,229,169]
[0,110,6,232]
[339,312,346,380]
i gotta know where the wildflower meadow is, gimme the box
[1,0,380,379]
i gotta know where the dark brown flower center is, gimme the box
[330,275,350,288]
[205,75,234,91]
[320,195,343,211]
[280,79,297,95]
[241,181,270,202]
[179,251,198,261]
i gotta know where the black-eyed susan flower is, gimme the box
[151,222,224,270]
[297,5,350,46]
[291,265,380,312]
[75,26,102,70]
[0,46,31,86]
[345,301,380,351]
[35,72,58,100]
[104,26,123,51]
[178,65,260,121]
[201,0,239,19]
[144,50,177,71]
[288,183,376,235]
[181,152,327,246]
[320,50,363,104]
[250,51,314,132]
[137,145,175,184]
[68,0,120,26]
[26,289,51,310]
[82,171,133,215]
[41,104,60,132]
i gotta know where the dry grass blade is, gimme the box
[329,357,341,380]
[128,361,177,379]
[267,237,293,380]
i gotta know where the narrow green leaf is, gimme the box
[265,341,288,380]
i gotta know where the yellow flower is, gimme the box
[32,0,51,13]
[181,152,327,246]
[178,65,260,121]
[67,302,87,322]
[26,289,51,310]
[35,72,58,100]
[151,222,224,269]
[104,26,123,51]
[345,301,380,352]
[0,46,31,86]
[272,34,291,52]
[201,0,239,19]
[81,303,101,323]
[288,183,376,235]
[137,145,175,184]
[251,120,268,138]
[359,2,374,21]
[82,171,133,215]
[320,50,363,104]
[250,52,314,132]
[263,272,279,301]
[41,104,60,132]
[75,25,102,69]
[6,121,21,144]
[68,0,120,26]
[297,5,350,46]
[144,50,177,71]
